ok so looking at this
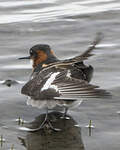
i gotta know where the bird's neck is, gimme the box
[32,55,59,69]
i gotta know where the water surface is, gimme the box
[0,0,120,149]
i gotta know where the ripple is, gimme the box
[0,0,120,24]
[0,80,25,87]
[78,0,116,5]
[1,64,31,70]
[0,0,57,7]
[97,43,118,48]
[0,54,18,60]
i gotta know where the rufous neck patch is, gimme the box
[33,50,47,68]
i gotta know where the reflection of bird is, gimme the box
[19,34,110,131]
[18,112,85,150]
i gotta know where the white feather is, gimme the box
[27,98,58,109]
[66,70,71,78]
[41,72,60,91]
[27,98,82,110]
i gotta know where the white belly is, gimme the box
[27,98,82,110]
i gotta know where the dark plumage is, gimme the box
[21,38,110,101]
[19,33,111,131]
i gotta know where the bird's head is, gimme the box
[19,44,58,69]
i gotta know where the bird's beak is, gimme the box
[18,56,31,60]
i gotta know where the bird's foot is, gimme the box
[19,117,61,132]
[45,119,61,131]
[60,107,70,119]
[60,114,70,120]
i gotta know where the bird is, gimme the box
[19,34,111,131]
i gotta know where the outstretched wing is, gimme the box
[30,32,102,79]
[21,69,111,101]
[40,32,103,70]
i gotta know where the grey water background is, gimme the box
[0,0,120,149]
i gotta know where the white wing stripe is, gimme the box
[41,72,60,91]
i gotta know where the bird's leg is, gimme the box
[19,108,61,132]
[39,107,49,129]
[64,107,68,117]
[43,107,61,131]
[31,107,61,131]
[61,107,70,119]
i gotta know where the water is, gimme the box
[0,0,120,149]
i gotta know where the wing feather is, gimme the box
[38,33,103,71]
[53,76,110,98]
[22,69,111,100]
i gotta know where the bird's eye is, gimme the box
[30,50,33,55]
